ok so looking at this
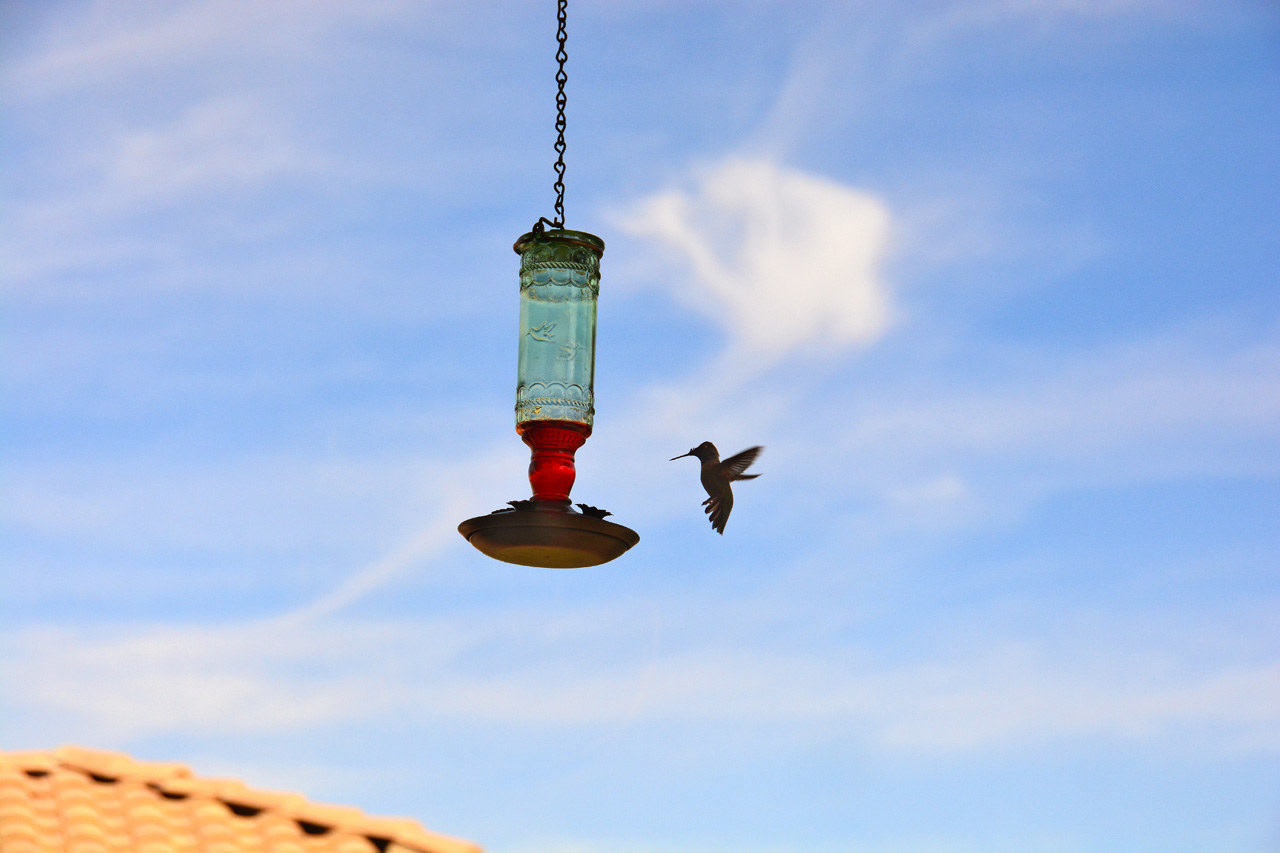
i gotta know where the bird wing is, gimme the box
[721,446,763,481]
[703,490,733,535]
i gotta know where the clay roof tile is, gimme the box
[156,777,250,801]
[0,752,60,773]
[0,747,480,853]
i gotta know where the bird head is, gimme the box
[670,441,718,462]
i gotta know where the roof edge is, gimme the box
[1,746,483,853]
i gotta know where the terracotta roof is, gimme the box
[0,746,482,853]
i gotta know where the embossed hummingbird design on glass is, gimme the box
[515,234,599,427]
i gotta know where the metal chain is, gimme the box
[529,0,569,238]
[551,0,568,229]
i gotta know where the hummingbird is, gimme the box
[670,442,763,534]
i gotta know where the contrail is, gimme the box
[276,496,467,625]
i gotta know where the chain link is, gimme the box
[551,0,568,228]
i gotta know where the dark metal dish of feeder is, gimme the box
[459,500,640,569]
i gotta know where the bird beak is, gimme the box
[670,451,692,461]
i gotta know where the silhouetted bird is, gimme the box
[576,503,612,519]
[670,442,762,534]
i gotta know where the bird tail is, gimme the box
[703,493,731,534]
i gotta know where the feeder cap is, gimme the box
[513,228,605,256]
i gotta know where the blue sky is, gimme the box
[2,1,1278,851]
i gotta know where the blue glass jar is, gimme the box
[513,229,603,430]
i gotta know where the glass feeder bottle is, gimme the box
[513,228,603,502]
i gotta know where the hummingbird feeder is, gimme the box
[457,0,639,568]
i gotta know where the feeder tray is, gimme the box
[459,501,639,569]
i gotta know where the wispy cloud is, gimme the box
[833,329,1280,479]
[106,96,330,202]
[3,1,410,101]
[899,0,1182,57]
[280,497,471,624]
[618,158,893,360]
[0,94,332,287]
[6,604,1277,755]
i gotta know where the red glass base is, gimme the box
[518,420,591,502]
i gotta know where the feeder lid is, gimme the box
[513,228,605,256]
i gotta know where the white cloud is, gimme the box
[0,95,330,287]
[106,96,329,202]
[619,158,893,359]
[901,0,1177,56]
[881,473,976,531]
[7,600,1278,756]
[836,331,1280,480]
[4,1,410,100]
[3,621,382,739]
